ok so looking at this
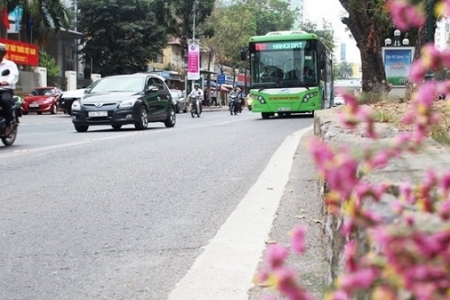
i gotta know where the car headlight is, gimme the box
[302,92,318,102]
[71,100,82,110]
[119,99,137,108]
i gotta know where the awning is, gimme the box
[204,80,217,87]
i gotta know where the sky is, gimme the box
[303,0,361,64]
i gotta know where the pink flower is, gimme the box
[290,226,307,254]
[387,0,426,30]
[265,244,288,270]
[274,268,313,300]
[439,200,450,220]
[339,268,378,292]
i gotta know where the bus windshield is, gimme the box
[250,41,318,89]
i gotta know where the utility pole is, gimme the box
[192,0,196,42]
[425,0,436,80]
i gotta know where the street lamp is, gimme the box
[384,29,409,47]
[384,38,392,47]
[394,29,401,46]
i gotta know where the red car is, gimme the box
[22,87,62,115]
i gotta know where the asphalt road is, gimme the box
[0,109,313,300]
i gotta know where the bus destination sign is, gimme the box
[254,41,306,51]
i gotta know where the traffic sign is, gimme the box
[217,74,225,84]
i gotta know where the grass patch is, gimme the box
[430,125,450,144]
[372,109,397,123]
[370,101,450,145]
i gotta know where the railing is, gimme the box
[47,76,67,91]
[77,78,93,89]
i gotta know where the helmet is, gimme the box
[0,43,6,52]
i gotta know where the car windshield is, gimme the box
[31,88,54,96]
[88,77,145,93]
[170,91,179,97]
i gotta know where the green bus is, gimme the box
[241,31,334,119]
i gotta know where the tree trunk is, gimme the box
[404,23,427,101]
[340,0,390,101]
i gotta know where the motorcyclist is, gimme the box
[228,86,241,111]
[0,43,19,135]
[238,89,245,112]
[188,83,203,113]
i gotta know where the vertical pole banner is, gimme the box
[187,42,200,80]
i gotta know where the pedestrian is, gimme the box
[211,89,217,106]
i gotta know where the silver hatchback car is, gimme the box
[170,89,187,113]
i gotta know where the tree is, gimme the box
[300,19,336,53]
[39,50,59,77]
[77,0,168,76]
[201,1,256,96]
[164,0,215,48]
[247,0,297,35]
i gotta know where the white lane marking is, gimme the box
[168,125,313,300]
[19,120,71,126]
[0,132,139,159]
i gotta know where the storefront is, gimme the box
[150,70,184,89]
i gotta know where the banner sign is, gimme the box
[382,47,415,86]
[187,42,200,80]
[7,6,23,34]
[0,38,39,66]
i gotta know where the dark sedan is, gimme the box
[71,73,176,132]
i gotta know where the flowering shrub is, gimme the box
[256,1,450,299]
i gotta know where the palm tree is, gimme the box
[8,0,72,46]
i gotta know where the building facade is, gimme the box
[340,42,346,62]
[435,18,450,51]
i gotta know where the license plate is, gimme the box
[278,107,291,112]
[29,103,39,108]
[88,111,108,117]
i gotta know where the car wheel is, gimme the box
[51,104,57,114]
[175,103,180,114]
[164,106,176,128]
[111,125,122,130]
[135,106,148,130]
[22,111,28,115]
[37,112,42,115]
[74,125,89,132]
[183,105,187,113]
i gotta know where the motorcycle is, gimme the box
[0,69,21,146]
[190,96,201,118]
[229,95,240,115]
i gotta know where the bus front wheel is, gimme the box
[261,113,271,119]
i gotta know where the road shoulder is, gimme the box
[248,129,327,299]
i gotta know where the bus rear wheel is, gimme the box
[261,113,271,119]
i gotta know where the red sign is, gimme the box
[255,43,266,51]
[0,38,39,66]
[237,74,250,84]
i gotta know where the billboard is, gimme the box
[382,47,415,87]
[0,38,39,66]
